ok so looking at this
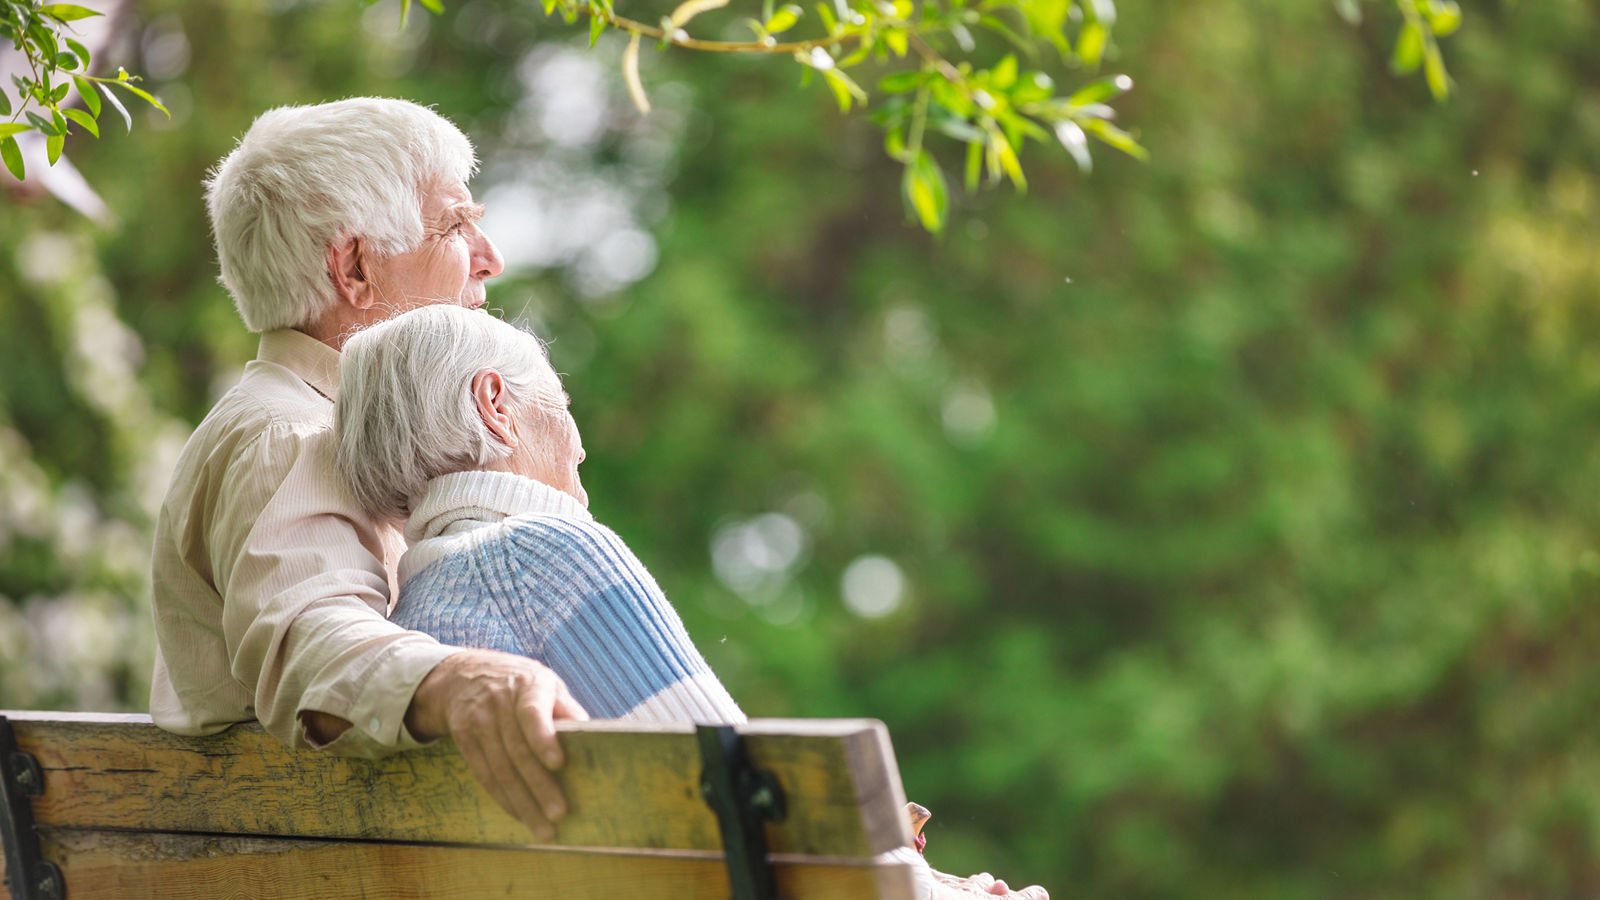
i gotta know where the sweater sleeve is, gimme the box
[494,516,746,724]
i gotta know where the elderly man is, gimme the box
[149,97,581,840]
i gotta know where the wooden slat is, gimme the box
[0,713,911,857]
[7,828,919,900]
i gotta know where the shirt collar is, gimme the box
[258,329,341,402]
[406,470,593,544]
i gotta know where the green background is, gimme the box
[2,0,1599,895]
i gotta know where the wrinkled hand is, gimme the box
[964,872,1049,899]
[909,802,1048,900]
[406,648,589,840]
[932,869,1051,899]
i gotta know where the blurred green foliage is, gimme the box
[3,0,1600,896]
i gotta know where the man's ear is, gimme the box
[327,235,377,310]
[472,369,517,448]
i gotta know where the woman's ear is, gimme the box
[327,235,377,310]
[472,369,517,447]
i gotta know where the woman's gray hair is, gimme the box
[205,97,477,333]
[335,305,557,521]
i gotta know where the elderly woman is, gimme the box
[334,304,743,723]
[334,304,1045,900]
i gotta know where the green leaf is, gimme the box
[50,81,71,103]
[399,0,412,28]
[55,51,79,71]
[884,124,906,160]
[1082,117,1148,160]
[417,0,445,12]
[26,110,58,136]
[1422,39,1450,99]
[115,81,169,117]
[822,67,866,112]
[1076,21,1108,65]
[1391,22,1423,74]
[66,37,91,68]
[765,4,802,33]
[816,2,837,33]
[46,132,63,166]
[1068,74,1134,106]
[1011,72,1054,105]
[37,4,102,22]
[0,90,10,117]
[996,132,1026,190]
[28,23,60,62]
[64,107,97,137]
[964,138,982,191]
[932,115,985,143]
[903,149,948,232]
[97,82,131,131]
[1001,109,1050,144]
[1020,0,1069,40]
[1018,0,1073,58]
[1427,0,1461,36]
[0,123,29,138]
[837,41,870,67]
[590,10,606,46]
[1,136,24,181]
[991,54,1018,90]
[879,70,925,94]
[978,16,1035,57]
[73,75,99,116]
[884,28,908,57]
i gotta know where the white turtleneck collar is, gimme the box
[405,470,592,545]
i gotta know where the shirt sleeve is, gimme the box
[213,423,460,757]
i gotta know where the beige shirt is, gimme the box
[149,329,459,756]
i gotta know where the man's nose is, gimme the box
[474,229,505,280]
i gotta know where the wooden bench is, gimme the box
[0,711,919,899]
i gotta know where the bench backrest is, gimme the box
[0,711,917,899]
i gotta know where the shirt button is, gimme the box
[369,717,382,733]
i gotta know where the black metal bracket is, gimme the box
[697,725,787,900]
[0,717,63,900]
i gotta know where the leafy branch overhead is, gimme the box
[5,0,1460,233]
[0,2,168,182]
[403,0,1463,233]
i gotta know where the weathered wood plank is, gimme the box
[0,713,911,857]
[8,829,920,900]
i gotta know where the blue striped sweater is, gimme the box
[393,471,744,723]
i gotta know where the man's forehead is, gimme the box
[421,180,473,215]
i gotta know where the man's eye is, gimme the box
[449,221,466,234]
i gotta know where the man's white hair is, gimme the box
[335,305,559,521]
[205,97,477,333]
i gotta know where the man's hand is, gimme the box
[406,648,589,841]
